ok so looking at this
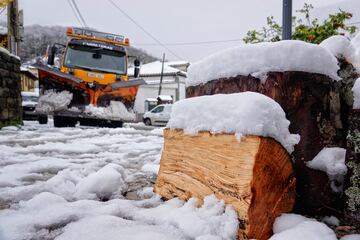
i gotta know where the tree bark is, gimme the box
[186,71,346,214]
[345,109,360,223]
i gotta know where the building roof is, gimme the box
[166,61,190,68]
[128,61,187,78]
[20,67,38,80]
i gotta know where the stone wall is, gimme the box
[0,49,22,128]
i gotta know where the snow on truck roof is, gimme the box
[186,40,341,87]
[167,92,300,153]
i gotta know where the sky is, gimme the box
[4,0,360,62]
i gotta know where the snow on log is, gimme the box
[306,148,347,193]
[186,40,340,87]
[185,42,346,214]
[320,35,360,73]
[155,93,297,240]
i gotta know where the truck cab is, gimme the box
[60,38,129,85]
[36,27,145,128]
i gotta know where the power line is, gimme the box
[67,0,84,27]
[348,21,360,26]
[134,38,244,46]
[71,0,88,28]
[107,0,183,60]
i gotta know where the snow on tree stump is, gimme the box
[154,92,300,240]
[154,129,296,240]
[186,71,345,214]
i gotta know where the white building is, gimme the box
[128,61,189,119]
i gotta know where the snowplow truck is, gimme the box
[34,27,145,128]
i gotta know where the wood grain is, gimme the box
[154,129,296,240]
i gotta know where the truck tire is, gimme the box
[38,115,48,125]
[54,116,77,128]
[144,118,151,126]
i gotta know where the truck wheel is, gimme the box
[38,115,48,125]
[144,118,151,126]
[54,116,77,128]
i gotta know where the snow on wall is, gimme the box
[320,35,360,73]
[0,46,20,60]
[306,147,347,192]
[167,92,300,153]
[186,40,340,87]
[353,78,360,109]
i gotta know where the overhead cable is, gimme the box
[134,38,244,46]
[71,0,88,28]
[67,0,84,27]
[107,0,183,60]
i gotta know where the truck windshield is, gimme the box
[64,44,126,74]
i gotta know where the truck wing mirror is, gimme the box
[47,45,57,66]
[134,59,140,78]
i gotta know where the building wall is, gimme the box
[20,74,35,92]
[134,75,186,118]
[0,49,22,128]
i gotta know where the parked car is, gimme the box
[21,91,48,124]
[143,104,172,126]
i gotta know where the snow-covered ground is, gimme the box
[0,122,238,240]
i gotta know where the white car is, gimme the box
[143,104,172,126]
[21,91,48,124]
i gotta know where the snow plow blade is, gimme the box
[110,79,146,90]
[33,63,146,127]
[34,63,146,107]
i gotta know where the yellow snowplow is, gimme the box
[34,27,145,127]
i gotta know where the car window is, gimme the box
[22,96,38,102]
[151,106,164,113]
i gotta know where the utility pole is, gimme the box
[158,53,165,96]
[7,0,22,55]
[282,0,292,40]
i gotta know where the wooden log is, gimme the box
[186,71,346,214]
[154,129,296,240]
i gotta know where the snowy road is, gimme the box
[0,122,238,240]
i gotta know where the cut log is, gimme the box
[186,71,346,214]
[154,129,296,240]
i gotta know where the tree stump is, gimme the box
[345,109,360,222]
[154,129,296,240]
[186,71,346,214]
